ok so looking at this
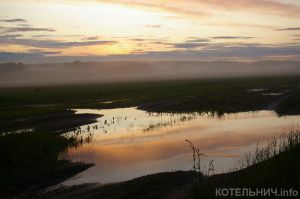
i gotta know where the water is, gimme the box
[61,107,300,186]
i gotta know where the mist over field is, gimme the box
[1,0,300,198]
[1,61,300,87]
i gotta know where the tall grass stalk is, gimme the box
[185,140,205,181]
[229,130,300,172]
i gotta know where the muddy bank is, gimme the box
[137,88,300,116]
[0,129,96,199]
[0,110,102,134]
[276,89,300,116]
[39,171,198,199]
[32,111,102,134]
[9,162,94,199]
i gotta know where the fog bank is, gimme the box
[1,61,300,87]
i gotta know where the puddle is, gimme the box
[262,92,284,96]
[247,88,266,93]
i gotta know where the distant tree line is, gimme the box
[0,63,25,72]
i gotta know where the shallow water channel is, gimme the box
[60,107,300,186]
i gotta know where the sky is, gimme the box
[0,0,300,63]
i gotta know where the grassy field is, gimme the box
[1,76,300,134]
[277,89,300,115]
[0,131,94,198]
[1,76,300,198]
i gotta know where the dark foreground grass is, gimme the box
[193,146,300,198]
[39,171,199,199]
[40,131,300,199]
[277,89,300,115]
[193,131,300,198]
[0,132,93,198]
[0,110,101,135]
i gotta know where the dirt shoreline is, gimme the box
[9,162,95,199]
[0,110,102,135]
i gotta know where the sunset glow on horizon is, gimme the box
[1,0,300,62]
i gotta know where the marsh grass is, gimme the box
[228,130,300,172]
[1,76,300,121]
[185,140,205,181]
[0,131,92,198]
[207,160,215,176]
[192,130,300,198]
[186,140,216,180]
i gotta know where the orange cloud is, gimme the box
[95,0,300,17]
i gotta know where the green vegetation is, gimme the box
[1,76,300,198]
[277,89,300,115]
[193,131,300,198]
[0,132,93,198]
[1,76,300,133]
[0,110,100,135]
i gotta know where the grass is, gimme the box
[277,89,300,115]
[1,76,300,198]
[39,171,199,199]
[0,77,300,116]
[185,139,204,182]
[1,76,300,133]
[193,131,300,198]
[0,110,100,135]
[0,131,93,198]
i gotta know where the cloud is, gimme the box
[94,0,209,16]
[202,0,300,17]
[173,43,208,49]
[166,37,212,49]
[28,49,61,55]
[172,41,210,49]
[3,42,299,63]
[31,34,52,38]
[131,44,300,61]
[276,27,300,31]
[224,22,276,30]
[186,38,211,43]
[130,38,149,42]
[211,36,255,40]
[0,34,23,39]
[145,24,161,28]
[0,52,46,62]
[0,20,56,33]
[0,18,27,23]
[0,35,117,49]
[2,27,56,33]
[163,36,254,49]
[94,0,300,17]
[83,36,101,40]
[294,35,300,40]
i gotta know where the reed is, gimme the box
[229,130,300,172]
[185,140,205,181]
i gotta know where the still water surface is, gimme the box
[61,107,300,186]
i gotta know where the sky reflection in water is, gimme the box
[61,107,300,186]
